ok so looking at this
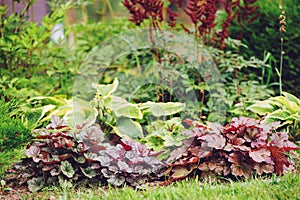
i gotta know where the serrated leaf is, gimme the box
[50,167,61,176]
[107,176,125,186]
[80,167,97,178]
[95,155,112,167]
[78,126,105,144]
[249,148,271,163]
[60,161,75,178]
[25,146,40,157]
[74,156,86,164]
[27,177,44,192]
[254,163,274,175]
[117,161,132,173]
[171,166,192,180]
[200,133,226,150]
[46,115,67,129]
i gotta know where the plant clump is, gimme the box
[166,117,299,181]
[7,116,165,192]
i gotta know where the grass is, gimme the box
[0,148,25,178]
[1,173,299,200]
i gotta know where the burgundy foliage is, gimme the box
[8,116,165,191]
[166,117,299,181]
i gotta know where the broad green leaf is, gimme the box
[283,92,300,106]
[63,98,98,128]
[61,161,75,178]
[141,102,185,117]
[106,96,143,119]
[270,96,292,111]
[247,100,275,115]
[92,78,119,97]
[268,110,291,120]
[46,105,73,121]
[290,102,300,113]
[285,113,300,121]
[114,117,143,139]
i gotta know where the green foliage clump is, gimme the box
[229,0,300,96]
[0,99,32,177]
[248,92,300,143]
[0,100,31,151]
[141,117,187,160]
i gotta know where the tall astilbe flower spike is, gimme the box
[214,0,236,49]
[166,7,178,27]
[123,0,164,28]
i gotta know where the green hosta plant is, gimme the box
[248,92,300,143]
[7,116,165,192]
[65,78,185,139]
[165,117,299,182]
[140,117,187,160]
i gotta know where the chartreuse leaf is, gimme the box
[270,96,293,111]
[267,109,291,120]
[61,161,75,178]
[286,113,300,121]
[107,96,143,119]
[37,105,56,122]
[28,96,67,106]
[247,100,275,115]
[114,117,143,139]
[141,102,185,117]
[63,97,98,128]
[47,105,73,121]
[92,78,119,97]
[283,92,300,106]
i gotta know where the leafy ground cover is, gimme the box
[1,173,299,200]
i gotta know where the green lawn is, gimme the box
[2,173,299,200]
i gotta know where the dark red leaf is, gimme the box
[120,141,133,151]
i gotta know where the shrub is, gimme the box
[229,0,300,96]
[0,100,31,151]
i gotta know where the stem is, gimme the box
[81,2,88,24]
[279,37,283,95]
[104,0,115,18]
[30,1,34,22]
[12,0,15,13]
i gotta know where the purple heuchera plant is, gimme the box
[167,117,299,181]
[13,116,165,191]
